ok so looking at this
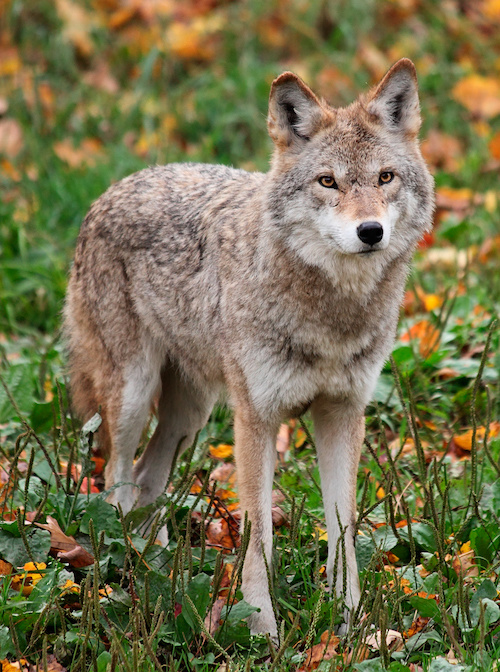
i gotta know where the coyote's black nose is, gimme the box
[357,221,383,246]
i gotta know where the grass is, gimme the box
[1,0,500,670]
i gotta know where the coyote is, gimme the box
[64,59,434,637]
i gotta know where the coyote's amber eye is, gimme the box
[379,171,394,185]
[318,175,338,189]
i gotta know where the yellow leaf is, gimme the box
[423,294,442,312]
[452,75,500,119]
[294,428,307,448]
[59,578,80,595]
[10,562,46,596]
[315,526,328,542]
[483,0,500,20]
[209,444,233,460]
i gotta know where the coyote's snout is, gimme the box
[64,58,434,639]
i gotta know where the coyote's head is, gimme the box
[266,59,434,274]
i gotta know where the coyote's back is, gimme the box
[64,59,434,639]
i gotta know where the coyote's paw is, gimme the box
[247,606,278,642]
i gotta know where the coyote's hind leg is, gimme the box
[132,363,219,543]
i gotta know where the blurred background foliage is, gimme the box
[0,0,500,333]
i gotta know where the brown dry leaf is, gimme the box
[204,597,226,636]
[209,462,236,485]
[271,504,287,527]
[209,443,233,460]
[83,61,119,94]
[206,517,239,550]
[452,542,478,579]
[405,615,430,637]
[357,42,390,80]
[276,423,291,458]
[0,119,23,157]
[0,559,13,575]
[299,629,340,671]
[436,186,474,213]
[364,629,404,652]
[452,74,500,119]
[421,129,463,172]
[34,516,94,567]
[165,15,222,61]
[55,0,97,58]
[44,655,67,672]
[53,138,104,168]
[479,234,500,262]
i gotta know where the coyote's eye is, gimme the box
[379,171,394,185]
[318,175,338,189]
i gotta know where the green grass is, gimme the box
[1,0,500,670]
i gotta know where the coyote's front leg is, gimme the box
[311,396,365,631]
[233,403,279,639]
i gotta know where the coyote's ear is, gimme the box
[367,59,421,137]
[268,72,329,148]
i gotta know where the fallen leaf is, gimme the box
[209,444,233,460]
[0,660,30,672]
[421,129,462,172]
[0,119,23,157]
[451,422,500,451]
[33,516,94,567]
[209,462,236,485]
[53,137,104,168]
[276,423,291,454]
[55,0,97,58]
[452,74,500,119]
[400,319,440,357]
[405,615,430,637]
[489,132,500,160]
[206,517,239,550]
[436,186,474,213]
[452,547,478,579]
[10,562,46,596]
[204,597,226,636]
[166,16,221,61]
[82,61,119,94]
[299,629,340,671]
[364,628,404,651]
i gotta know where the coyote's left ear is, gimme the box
[367,58,421,137]
[268,72,331,148]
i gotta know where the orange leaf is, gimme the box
[206,518,239,550]
[209,444,233,460]
[452,422,500,451]
[0,559,13,575]
[299,629,340,671]
[489,132,500,160]
[401,319,440,357]
[452,75,500,119]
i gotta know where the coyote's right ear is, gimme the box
[268,73,331,149]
